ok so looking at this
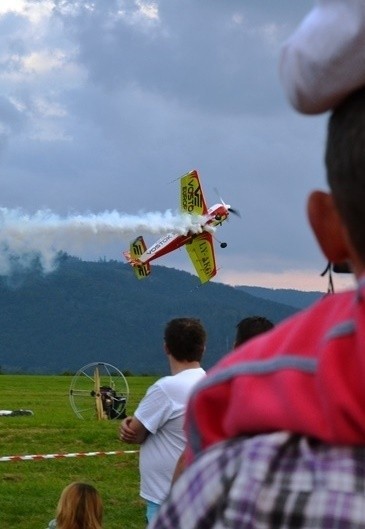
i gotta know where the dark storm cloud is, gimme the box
[0,1,336,289]
[54,0,312,116]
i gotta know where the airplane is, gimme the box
[123,169,240,283]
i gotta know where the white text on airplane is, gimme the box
[146,233,174,255]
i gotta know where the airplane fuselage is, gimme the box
[138,203,230,265]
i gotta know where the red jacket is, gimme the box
[186,279,365,462]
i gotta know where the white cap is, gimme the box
[280,0,365,114]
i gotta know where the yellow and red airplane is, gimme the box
[123,169,239,283]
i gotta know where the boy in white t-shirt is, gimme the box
[119,317,206,524]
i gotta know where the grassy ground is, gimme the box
[0,375,157,529]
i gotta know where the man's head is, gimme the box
[308,87,365,277]
[164,318,206,363]
[234,316,274,348]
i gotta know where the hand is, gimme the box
[119,415,149,444]
[119,416,136,443]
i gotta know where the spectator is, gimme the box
[170,315,274,486]
[172,315,274,486]
[47,482,102,529]
[119,317,206,524]
[150,2,365,528]
[234,315,274,347]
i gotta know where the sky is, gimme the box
[0,0,355,292]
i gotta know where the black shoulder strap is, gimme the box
[320,261,334,294]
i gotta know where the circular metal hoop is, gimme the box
[69,362,129,420]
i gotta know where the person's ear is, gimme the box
[307,190,350,263]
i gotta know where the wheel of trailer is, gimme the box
[69,362,129,420]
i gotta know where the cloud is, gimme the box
[0,0,335,291]
[0,95,26,154]
[51,0,292,115]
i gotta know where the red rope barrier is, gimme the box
[0,450,139,463]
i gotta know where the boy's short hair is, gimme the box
[235,316,274,347]
[326,87,365,261]
[164,318,206,363]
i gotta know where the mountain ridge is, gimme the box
[0,256,322,375]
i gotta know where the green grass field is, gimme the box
[0,375,158,529]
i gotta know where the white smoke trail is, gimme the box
[0,207,211,275]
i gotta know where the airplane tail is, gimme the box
[123,236,151,280]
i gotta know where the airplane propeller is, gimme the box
[94,367,106,420]
[214,187,241,218]
[227,206,241,217]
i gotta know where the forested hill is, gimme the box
[0,256,316,375]
[236,285,322,309]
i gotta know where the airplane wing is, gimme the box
[180,170,208,215]
[185,232,217,283]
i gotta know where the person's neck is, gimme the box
[169,359,201,375]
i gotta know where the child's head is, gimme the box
[307,87,365,278]
[234,316,274,347]
[56,482,103,529]
[326,87,365,265]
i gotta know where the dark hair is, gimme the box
[326,87,365,262]
[234,316,274,347]
[164,318,206,362]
